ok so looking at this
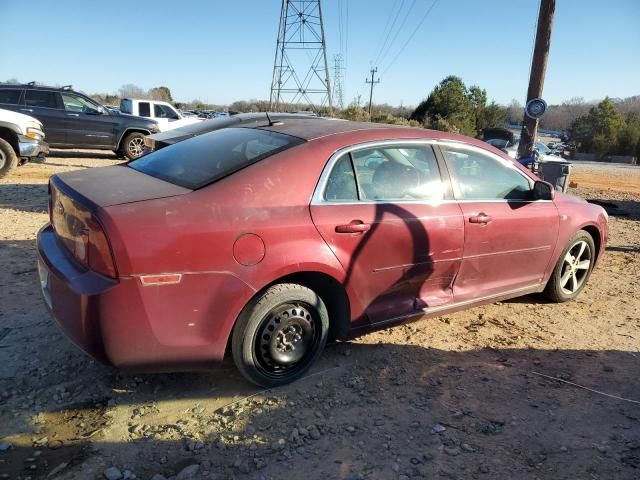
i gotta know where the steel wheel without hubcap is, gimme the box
[128,137,144,157]
[559,240,592,295]
[232,283,329,387]
[255,303,318,377]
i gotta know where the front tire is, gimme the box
[232,283,329,387]
[543,230,595,302]
[121,132,146,160]
[0,138,18,179]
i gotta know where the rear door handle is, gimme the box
[469,213,492,224]
[335,221,371,234]
[20,108,33,113]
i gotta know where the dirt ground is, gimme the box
[1,151,639,480]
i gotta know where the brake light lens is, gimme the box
[50,182,117,278]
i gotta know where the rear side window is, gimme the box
[324,145,444,202]
[0,89,22,105]
[138,102,151,117]
[25,90,59,109]
[129,128,304,189]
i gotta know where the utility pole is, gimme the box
[366,67,380,119]
[269,0,333,114]
[518,0,556,159]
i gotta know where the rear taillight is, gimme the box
[50,183,117,278]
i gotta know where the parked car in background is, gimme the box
[120,99,202,132]
[143,112,325,153]
[179,110,198,118]
[0,83,159,159]
[37,118,608,387]
[0,107,49,178]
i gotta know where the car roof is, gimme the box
[0,83,76,92]
[255,118,403,140]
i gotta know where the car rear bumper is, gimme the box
[37,224,255,369]
[18,135,49,160]
[37,224,115,364]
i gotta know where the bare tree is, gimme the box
[118,84,148,99]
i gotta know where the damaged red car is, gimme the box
[37,116,608,386]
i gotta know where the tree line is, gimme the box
[4,78,639,157]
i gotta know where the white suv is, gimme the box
[0,108,49,178]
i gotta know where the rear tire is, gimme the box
[121,132,146,160]
[543,230,595,302]
[232,283,329,387]
[0,138,18,179]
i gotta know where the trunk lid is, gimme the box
[54,165,191,207]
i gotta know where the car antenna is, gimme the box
[265,111,283,127]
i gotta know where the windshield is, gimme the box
[129,127,304,189]
[486,138,509,148]
[535,142,551,154]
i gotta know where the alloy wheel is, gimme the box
[128,137,145,157]
[0,149,6,170]
[560,240,592,294]
[255,303,318,376]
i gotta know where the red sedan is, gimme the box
[37,117,608,386]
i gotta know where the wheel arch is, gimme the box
[224,269,352,358]
[0,127,19,156]
[580,223,602,262]
[116,128,151,151]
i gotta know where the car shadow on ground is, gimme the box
[46,150,120,160]
[587,198,640,221]
[1,343,639,479]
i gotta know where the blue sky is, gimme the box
[0,0,638,107]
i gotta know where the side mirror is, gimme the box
[533,180,554,200]
[97,106,105,114]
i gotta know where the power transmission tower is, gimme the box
[518,0,556,159]
[366,67,380,118]
[333,54,344,110]
[269,0,333,114]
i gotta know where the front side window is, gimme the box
[61,93,100,113]
[138,102,151,117]
[0,89,22,105]
[25,90,58,109]
[154,104,180,119]
[129,127,304,189]
[443,146,532,200]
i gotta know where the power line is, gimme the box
[333,54,345,109]
[380,0,440,78]
[373,0,406,67]
[371,0,402,65]
[377,0,418,67]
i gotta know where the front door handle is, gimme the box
[335,221,371,234]
[469,213,492,224]
[20,108,33,113]
[66,113,79,117]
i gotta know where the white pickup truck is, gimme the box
[0,108,49,178]
[119,99,201,132]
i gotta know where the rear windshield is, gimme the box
[129,127,304,189]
